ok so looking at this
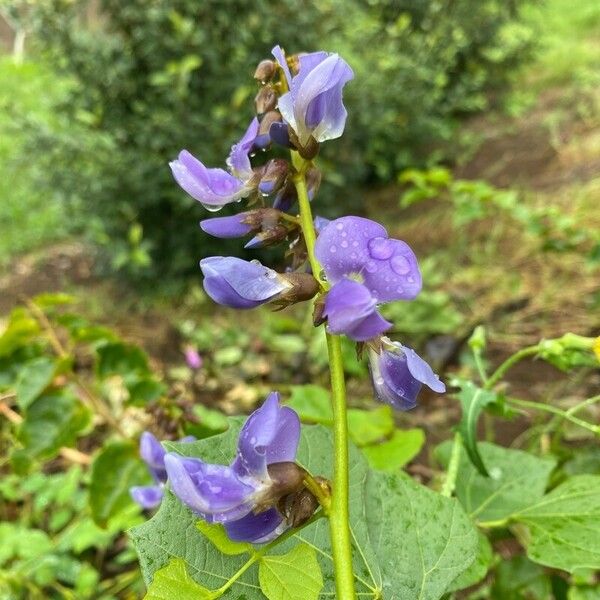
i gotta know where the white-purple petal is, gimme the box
[139,431,167,483]
[271,45,292,87]
[200,214,254,239]
[130,485,164,509]
[227,118,259,179]
[170,150,251,210]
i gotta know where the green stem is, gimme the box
[292,153,356,599]
[506,396,600,435]
[484,345,540,390]
[441,432,462,497]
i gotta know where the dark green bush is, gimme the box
[31,0,533,281]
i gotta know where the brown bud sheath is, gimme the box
[255,85,278,115]
[276,272,320,307]
[254,59,276,82]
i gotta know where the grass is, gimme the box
[0,57,73,265]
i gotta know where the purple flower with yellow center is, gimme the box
[130,432,195,509]
[165,392,302,543]
[170,119,259,211]
[314,216,421,341]
[368,338,445,410]
[272,46,353,148]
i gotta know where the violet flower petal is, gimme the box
[233,392,300,481]
[200,214,254,238]
[139,431,167,483]
[315,216,422,302]
[170,150,249,210]
[227,118,259,179]
[323,278,392,341]
[164,454,258,522]
[200,257,290,309]
[271,45,292,87]
[130,485,163,509]
[224,508,285,544]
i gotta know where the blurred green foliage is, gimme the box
[24,0,533,280]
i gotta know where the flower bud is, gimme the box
[259,158,289,196]
[255,85,278,115]
[254,59,276,82]
[255,111,282,149]
[245,224,290,249]
[273,180,297,213]
[273,272,320,309]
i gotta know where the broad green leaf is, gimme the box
[447,532,493,592]
[363,428,425,471]
[15,390,91,464]
[435,441,556,524]
[0,308,40,357]
[259,543,323,600]
[15,356,56,409]
[32,292,76,308]
[131,422,381,598]
[365,471,478,599]
[185,404,229,439]
[490,556,551,600]
[347,405,394,447]
[514,475,600,572]
[196,522,252,556]
[455,381,502,476]
[145,559,212,599]
[89,441,147,527]
[286,385,332,424]
[126,376,166,406]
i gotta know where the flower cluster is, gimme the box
[168,45,445,412]
[130,394,320,544]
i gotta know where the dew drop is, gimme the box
[390,254,411,275]
[368,237,394,260]
[365,260,378,273]
[336,222,344,230]
[330,245,337,253]
[341,240,348,248]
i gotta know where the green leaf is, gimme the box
[89,441,147,527]
[365,471,478,599]
[363,428,425,471]
[491,555,551,600]
[447,532,493,592]
[96,342,150,377]
[132,422,477,600]
[15,356,56,409]
[259,543,323,600]
[196,521,252,556]
[185,404,229,439]
[145,559,213,599]
[0,308,40,357]
[15,390,91,464]
[32,292,76,308]
[455,381,501,476]
[435,441,556,524]
[347,405,394,447]
[514,475,600,572]
[126,376,166,406]
[285,385,332,424]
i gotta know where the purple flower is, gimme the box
[130,432,195,509]
[184,347,203,370]
[368,339,445,410]
[323,278,392,341]
[170,119,260,211]
[314,216,421,341]
[272,46,353,147]
[200,256,292,309]
[165,392,301,543]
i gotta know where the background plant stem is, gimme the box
[292,156,357,599]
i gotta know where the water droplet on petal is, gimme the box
[341,240,348,248]
[330,245,337,253]
[365,260,378,273]
[390,254,411,275]
[336,222,344,230]
[368,237,394,260]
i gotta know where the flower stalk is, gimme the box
[292,157,356,599]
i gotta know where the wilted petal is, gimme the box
[323,279,391,341]
[227,118,259,179]
[164,454,258,522]
[200,214,255,239]
[225,508,286,543]
[369,342,445,410]
[170,150,249,209]
[130,485,163,509]
[233,392,300,481]
[315,216,421,302]
[200,257,290,309]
